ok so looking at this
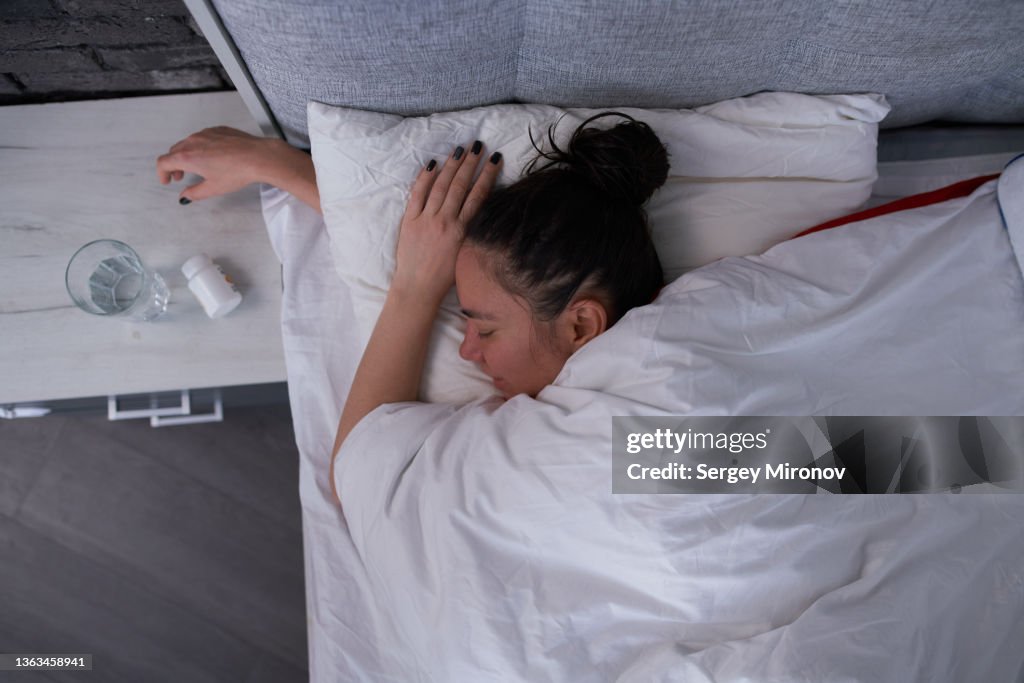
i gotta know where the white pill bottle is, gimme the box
[181,254,242,319]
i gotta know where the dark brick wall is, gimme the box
[1,0,234,105]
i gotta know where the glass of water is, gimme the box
[65,239,170,321]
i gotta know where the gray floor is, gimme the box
[0,405,308,682]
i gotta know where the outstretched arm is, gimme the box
[329,142,502,505]
[156,126,321,213]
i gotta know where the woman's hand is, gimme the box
[329,142,502,505]
[392,142,503,303]
[156,126,322,212]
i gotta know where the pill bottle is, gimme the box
[181,254,242,319]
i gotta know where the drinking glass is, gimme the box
[65,239,170,321]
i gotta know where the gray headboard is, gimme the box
[206,0,1024,146]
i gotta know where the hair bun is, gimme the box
[527,111,670,206]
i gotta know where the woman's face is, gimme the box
[455,245,573,398]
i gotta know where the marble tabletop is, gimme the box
[0,92,287,404]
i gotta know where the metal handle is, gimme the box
[107,389,223,427]
[150,390,223,427]
[108,390,191,420]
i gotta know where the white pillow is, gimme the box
[309,93,889,403]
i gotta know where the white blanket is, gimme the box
[268,157,1024,680]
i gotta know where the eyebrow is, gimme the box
[460,307,498,321]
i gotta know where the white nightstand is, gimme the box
[0,92,287,423]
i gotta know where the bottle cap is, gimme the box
[181,253,212,280]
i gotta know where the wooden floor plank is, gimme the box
[16,415,307,670]
[0,515,263,683]
[244,650,310,683]
[0,417,66,518]
[0,623,62,683]
[91,406,302,532]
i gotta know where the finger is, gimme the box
[423,144,467,215]
[403,159,440,221]
[441,140,485,217]
[156,152,182,184]
[180,179,214,203]
[459,151,503,223]
[156,149,201,184]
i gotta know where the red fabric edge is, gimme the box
[792,173,1002,240]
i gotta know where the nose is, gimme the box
[459,327,482,362]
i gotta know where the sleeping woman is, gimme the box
[157,112,670,503]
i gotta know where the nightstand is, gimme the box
[0,92,287,424]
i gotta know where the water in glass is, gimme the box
[88,254,169,320]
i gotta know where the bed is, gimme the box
[193,1,1024,680]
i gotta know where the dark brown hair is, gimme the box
[463,111,668,324]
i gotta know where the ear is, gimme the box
[565,298,608,351]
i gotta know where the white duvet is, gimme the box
[265,157,1024,681]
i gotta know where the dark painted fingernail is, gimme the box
[179,197,191,205]
[489,151,502,164]
[426,159,437,172]
[471,140,482,155]
[453,146,464,160]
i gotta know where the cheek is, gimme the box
[516,330,572,390]
[477,336,523,378]
[482,342,512,372]
[479,321,570,394]
[528,323,573,371]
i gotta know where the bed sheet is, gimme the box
[261,189,391,677]
[262,154,1024,680]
